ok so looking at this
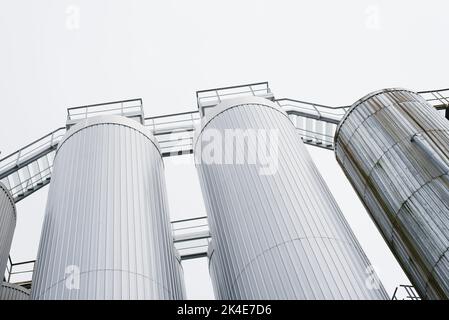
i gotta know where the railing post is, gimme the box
[215,90,221,103]
[16,150,21,166]
[437,91,449,106]
[249,85,255,96]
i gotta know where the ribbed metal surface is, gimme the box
[0,182,16,280]
[175,250,186,299]
[0,282,30,300]
[31,115,185,300]
[195,97,387,300]
[207,241,226,300]
[335,88,449,300]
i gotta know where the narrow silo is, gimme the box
[335,88,449,300]
[31,115,185,300]
[0,283,30,300]
[0,182,15,281]
[195,96,388,300]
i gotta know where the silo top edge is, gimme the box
[193,96,288,150]
[0,181,16,217]
[57,115,161,156]
[334,88,417,150]
[1,282,31,295]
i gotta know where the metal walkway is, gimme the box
[0,84,353,203]
[2,85,447,204]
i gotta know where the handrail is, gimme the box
[1,87,447,202]
[196,81,269,95]
[66,98,144,126]
[67,98,143,112]
[0,127,64,169]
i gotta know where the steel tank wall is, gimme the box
[0,182,16,280]
[0,283,30,300]
[195,97,388,300]
[207,241,223,300]
[335,88,449,299]
[31,115,185,300]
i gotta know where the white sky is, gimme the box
[1,0,448,299]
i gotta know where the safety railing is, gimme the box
[0,127,65,202]
[172,216,211,260]
[391,285,421,300]
[418,88,449,110]
[196,82,274,117]
[145,111,201,157]
[67,98,144,128]
[3,256,35,289]
[1,86,448,202]
[277,99,349,150]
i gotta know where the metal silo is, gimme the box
[0,182,15,280]
[195,96,388,300]
[31,115,185,300]
[335,88,449,300]
[0,283,30,300]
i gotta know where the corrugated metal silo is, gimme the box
[31,115,185,300]
[335,88,449,299]
[0,182,16,280]
[0,282,30,300]
[195,96,388,300]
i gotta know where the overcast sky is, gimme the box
[1,0,449,299]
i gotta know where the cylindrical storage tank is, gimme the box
[0,282,30,300]
[195,96,388,300]
[0,182,16,281]
[31,115,185,300]
[335,88,449,299]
